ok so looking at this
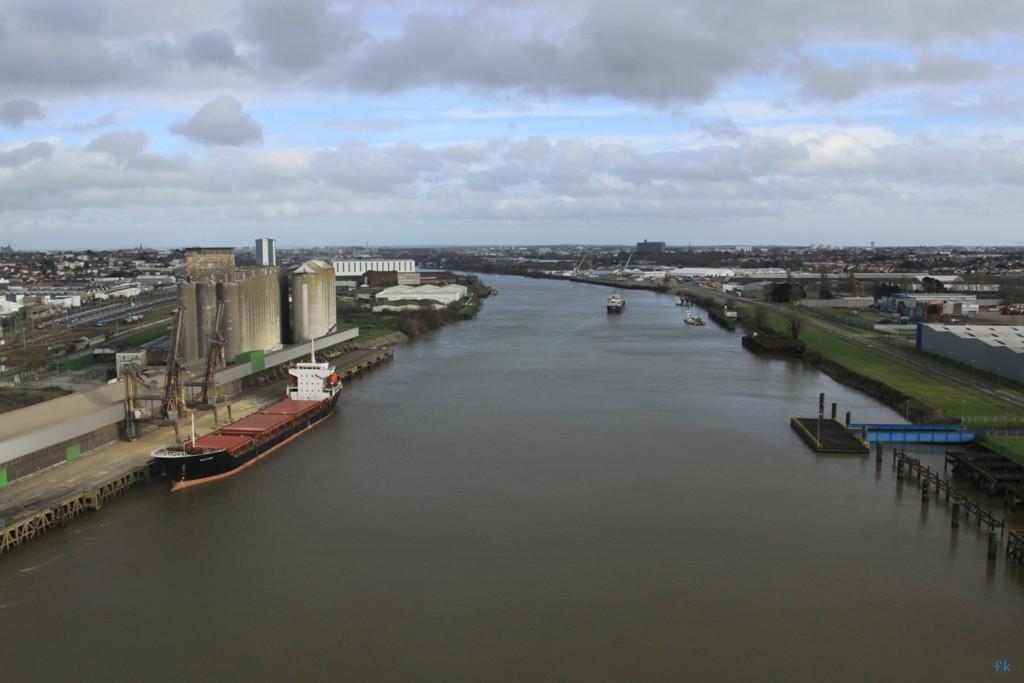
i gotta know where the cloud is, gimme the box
[0,1,1016,103]
[85,130,148,160]
[184,30,247,69]
[63,112,124,132]
[797,53,995,101]
[0,141,54,168]
[0,99,46,127]
[241,0,363,70]
[168,96,263,146]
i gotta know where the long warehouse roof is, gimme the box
[921,323,1024,352]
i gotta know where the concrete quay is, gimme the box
[0,346,394,556]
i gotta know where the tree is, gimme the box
[768,282,805,303]
[872,282,902,301]
[788,315,803,340]
[921,276,945,293]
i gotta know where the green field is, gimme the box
[0,386,72,414]
[125,325,170,347]
[337,315,400,342]
[755,307,1022,422]
[982,436,1024,466]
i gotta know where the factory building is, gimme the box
[178,248,285,363]
[290,260,337,342]
[375,284,468,306]
[917,324,1024,384]
[255,238,277,266]
[636,240,666,256]
[333,259,416,277]
[184,247,235,280]
[879,294,979,321]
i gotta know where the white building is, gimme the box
[333,259,416,277]
[668,267,736,279]
[375,284,467,305]
[255,238,277,266]
[917,324,1024,384]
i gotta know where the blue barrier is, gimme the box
[850,423,975,443]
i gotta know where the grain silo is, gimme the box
[290,260,337,342]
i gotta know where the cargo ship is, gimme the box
[153,346,342,491]
[607,292,626,313]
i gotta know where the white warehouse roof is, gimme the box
[920,324,1024,353]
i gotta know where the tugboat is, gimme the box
[685,314,705,326]
[607,292,626,313]
[153,343,342,491]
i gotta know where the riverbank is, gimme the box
[538,275,1024,431]
[338,274,492,342]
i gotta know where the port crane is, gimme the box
[189,301,232,424]
[616,250,634,276]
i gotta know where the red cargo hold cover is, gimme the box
[192,434,253,453]
[259,399,321,416]
[219,412,293,435]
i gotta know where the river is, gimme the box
[2,274,1022,681]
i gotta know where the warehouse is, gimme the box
[917,324,1024,384]
[375,284,467,306]
[332,259,416,277]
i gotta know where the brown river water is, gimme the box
[1,274,1022,681]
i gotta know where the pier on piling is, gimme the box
[791,393,870,454]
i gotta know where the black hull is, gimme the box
[607,306,624,313]
[157,394,338,486]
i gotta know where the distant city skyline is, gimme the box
[2,1,1024,248]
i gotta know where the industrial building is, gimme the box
[0,328,359,487]
[178,248,285,363]
[333,259,416,278]
[879,294,979,321]
[636,240,665,256]
[255,238,277,266]
[290,260,337,342]
[917,324,1024,384]
[375,284,467,306]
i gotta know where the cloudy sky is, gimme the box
[1,0,1023,248]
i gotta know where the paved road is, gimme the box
[677,282,1024,412]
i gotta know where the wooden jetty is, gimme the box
[1007,530,1024,565]
[944,450,1024,496]
[1,464,152,556]
[892,449,1008,561]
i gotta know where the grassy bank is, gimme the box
[0,386,72,414]
[740,305,1023,424]
[982,436,1024,466]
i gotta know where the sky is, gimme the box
[1,0,1024,249]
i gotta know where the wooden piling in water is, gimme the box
[989,530,999,560]
[952,502,960,528]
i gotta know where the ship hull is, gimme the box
[607,305,623,313]
[156,393,339,490]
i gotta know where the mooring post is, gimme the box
[897,461,904,481]
[845,411,851,427]
[951,502,960,528]
[921,482,929,503]
[876,442,883,464]
[817,392,824,444]
[988,530,999,560]
[831,402,837,420]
